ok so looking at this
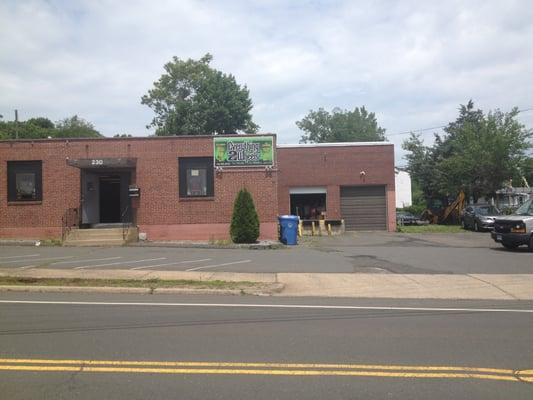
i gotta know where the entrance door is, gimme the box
[99,176,122,223]
[81,171,99,225]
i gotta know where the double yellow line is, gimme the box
[0,359,531,382]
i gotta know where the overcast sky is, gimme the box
[1,0,532,163]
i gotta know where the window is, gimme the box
[7,161,43,202]
[179,157,214,198]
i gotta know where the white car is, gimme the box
[491,199,533,250]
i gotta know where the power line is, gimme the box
[386,107,533,137]
[387,124,446,137]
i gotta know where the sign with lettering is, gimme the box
[214,136,274,167]
[67,158,137,169]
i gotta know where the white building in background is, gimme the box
[395,169,412,208]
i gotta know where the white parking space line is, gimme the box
[185,259,252,272]
[17,266,36,270]
[0,254,40,260]
[0,256,74,264]
[74,258,167,270]
[51,257,122,265]
[130,259,212,270]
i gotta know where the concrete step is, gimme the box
[63,238,126,247]
[67,232,125,240]
[70,228,124,234]
[65,228,123,246]
[64,227,138,246]
[91,223,124,229]
[67,228,124,239]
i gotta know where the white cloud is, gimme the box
[1,0,532,160]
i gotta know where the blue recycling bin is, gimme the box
[278,215,299,245]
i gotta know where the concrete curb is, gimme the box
[0,240,41,247]
[128,240,286,250]
[0,285,151,294]
[0,240,286,250]
[0,268,278,284]
[0,283,285,296]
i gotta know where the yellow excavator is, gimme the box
[421,191,466,224]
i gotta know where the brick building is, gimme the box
[0,135,395,242]
[278,142,396,232]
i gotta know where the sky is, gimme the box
[1,0,533,164]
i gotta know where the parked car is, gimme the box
[396,211,418,225]
[491,198,533,250]
[461,205,502,231]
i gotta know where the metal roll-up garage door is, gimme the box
[340,186,387,231]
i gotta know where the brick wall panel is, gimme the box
[277,145,396,231]
[0,135,278,240]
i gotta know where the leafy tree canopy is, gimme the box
[296,106,386,143]
[523,157,533,186]
[55,115,101,138]
[27,117,55,129]
[0,115,101,139]
[402,101,532,202]
[142,54,259,136]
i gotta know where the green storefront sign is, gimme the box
[214,136,274,167]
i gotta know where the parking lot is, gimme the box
[0,231,531,274]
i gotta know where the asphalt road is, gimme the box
[1,292,532,399]
[1,231,531,274]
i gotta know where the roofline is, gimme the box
[0,133,276,144]
[277,141,393,148]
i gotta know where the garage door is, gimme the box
[340,186,387,231]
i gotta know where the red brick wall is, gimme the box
[277,144,396,231]
[0,135,278,240]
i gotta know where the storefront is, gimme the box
[0,136,395,241]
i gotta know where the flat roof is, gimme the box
[277,141,392,148]
[0,133,276,144]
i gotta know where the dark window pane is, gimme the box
[178,157,213,198]
[187,168,207,196]
[7,161,43,202]
[16,173,36,200]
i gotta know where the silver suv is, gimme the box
[491,199,533,250]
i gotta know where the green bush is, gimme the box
[230,188,260,243]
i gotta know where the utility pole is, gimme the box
[14,109,19,139]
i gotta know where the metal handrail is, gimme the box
[61,208,79,242]
[121,205,130,240]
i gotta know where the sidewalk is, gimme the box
[1,268,533,300]
[277,273,533,300]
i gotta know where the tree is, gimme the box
[296,106,386,143]
[142,54,259,136]
[0,120,50,139]
[27,117,55,129]
[403,101,532,203]
[55,115,102,138]
[230,188,260,243]
[523,157,533,186]
[0,115,101,139]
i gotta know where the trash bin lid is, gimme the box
[278,215,300,221]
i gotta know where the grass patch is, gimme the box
[0,277,259,290]
[397,224,463,233]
